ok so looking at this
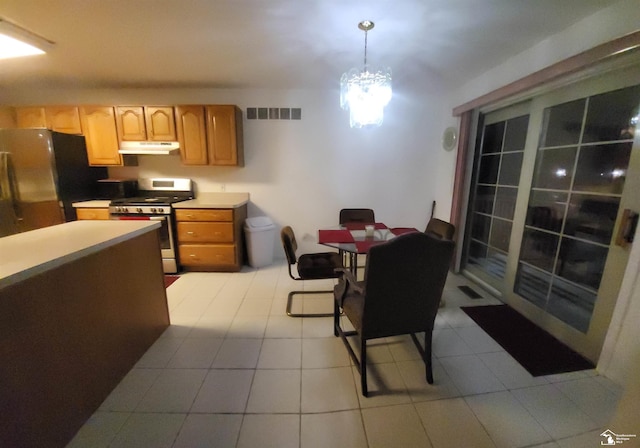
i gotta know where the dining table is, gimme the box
[318,222,420,273]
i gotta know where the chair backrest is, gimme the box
[280,226,298,266]
[339,208,375,225]
[425,218,455,240]
[360,232,454,339]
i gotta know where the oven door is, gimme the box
[113,215,175,261]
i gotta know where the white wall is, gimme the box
[1,81,446,257]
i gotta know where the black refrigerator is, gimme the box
[0,129,108,237]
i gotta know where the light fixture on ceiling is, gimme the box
[340,20,392,128]
[0,17,53,60]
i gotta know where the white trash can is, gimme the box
[244,216,276,268]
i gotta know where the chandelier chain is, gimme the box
[363,29,368,70]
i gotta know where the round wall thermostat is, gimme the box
[442,127,457,151]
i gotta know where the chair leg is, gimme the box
[333,299,340,337]
[360,338,368,397]
[411,332,434,385]
[286,290,334,318]
[424,333,433,384]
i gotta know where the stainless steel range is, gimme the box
[109,178,194,273]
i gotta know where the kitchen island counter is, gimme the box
[0,220,159,289]
[173,191,249,209]
[0,219,168,448]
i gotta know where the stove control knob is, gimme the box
[157,207,164,213]
[150,208,157,213]
[137,208,143,213]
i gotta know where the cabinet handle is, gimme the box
[187,231,195,235]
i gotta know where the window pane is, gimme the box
[468,241,488,265]
[494,187,518,220]
[471,213,491,243]
[556,237,607,290]
[498,152,523,186]
[478,154,500,184]
[583,85,640,143]
[565,194,620,245]
[515,263,550,309]
[531,147,577,190]
[541,99,585,147]
[520,228,558,272]
[547,276,596,333]
[573,143,631,195]
[503,115,529,152]
[490,218,512,252]
[526,191,567,232]
[473,186,495,214]
[486,249,507,279]
[482,122,505,153]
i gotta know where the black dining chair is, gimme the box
[281,226,343,317]
[339,208,375,226]
[425,218,455,240]
[333,232,454,396]
[339,208,375,272]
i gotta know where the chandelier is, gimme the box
[340,20,392,128]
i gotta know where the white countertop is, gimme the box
[173,192,250,209]
[72,200,111,208]
[0,220,160,289]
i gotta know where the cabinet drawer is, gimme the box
[177,222,234,243]
[175,209,233,222]
[179,244,236,266]
[76,208,110,220]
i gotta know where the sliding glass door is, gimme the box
[461,65,640,361]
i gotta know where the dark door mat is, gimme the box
[459,285,483,299]
[164,275,180,288]
[461,305,595,376]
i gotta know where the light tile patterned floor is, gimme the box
[67,261,623,448]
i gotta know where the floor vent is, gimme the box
[459,285,483,299]
[246,107,302,120]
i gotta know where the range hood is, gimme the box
[118,141,180,155]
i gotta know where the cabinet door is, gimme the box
[80,106,123,166]
[206,105,244,166]
[145,106,176,141]
[175,105,208,165]
[45,106,83,134]
[16,107,46,128]
[116,106,147,141]
[76,208,110,220]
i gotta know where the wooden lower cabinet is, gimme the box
[76,208,110,220]
[176,205,247,271]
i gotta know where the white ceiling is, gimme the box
[0,0,619,91]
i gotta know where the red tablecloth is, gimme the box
[342,222,388,231]
[318,229,354,243]
[390,227,420,236]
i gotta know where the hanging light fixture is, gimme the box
[340,20,392,128]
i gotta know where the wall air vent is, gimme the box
[246,107,302,120]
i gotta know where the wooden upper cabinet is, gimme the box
[16,107,46,128]
[80,106,123,166]
[16,106,83,134]
[116,106,146,141]
[205,105,244,166]
[175,105,208,165]
[145,106,176,141]
[116,106,176,141]
[45,106,82,134]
